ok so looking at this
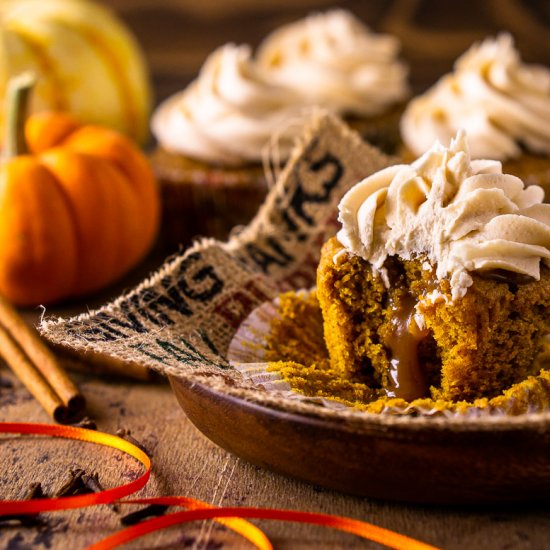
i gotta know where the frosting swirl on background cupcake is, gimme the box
[401,34,550,160]
[151,43,303,166]
[338,131,550,299]
[256,9,409,117]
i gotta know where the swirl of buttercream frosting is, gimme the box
[151,43,304,166]
[337,130,550,300]
[401,34,550,160]
[256,9,409,117]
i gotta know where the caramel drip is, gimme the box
[384,293,430,401]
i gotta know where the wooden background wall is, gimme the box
[99,0,550,104]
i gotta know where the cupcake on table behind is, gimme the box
[400,33,550,199]
[150,9,410,250]
[151,43,302,249]
[256,9,409,154]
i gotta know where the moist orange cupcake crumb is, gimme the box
[262,239,550,415]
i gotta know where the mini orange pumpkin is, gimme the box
[0,74,160,306]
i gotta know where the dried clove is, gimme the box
[116,428,149,455]
[24,482,45,500]
[72,417,97,430]
[120,504,169,526]
[81,471,119,513]
[53,468,90,497]
[81,471,102,493]
[54,469,120,514]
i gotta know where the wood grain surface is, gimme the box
[2,368,550,549]
[2,1,550,548]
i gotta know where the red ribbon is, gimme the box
[0,422,439,550]
[0,422,150,515]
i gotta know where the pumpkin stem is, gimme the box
[3,72,36,159]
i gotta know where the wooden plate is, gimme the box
[170,376,550,505]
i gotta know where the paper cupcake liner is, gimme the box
[227,295,348,410]
[227,293,550,418]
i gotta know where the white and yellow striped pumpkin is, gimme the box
[0,0,151,144]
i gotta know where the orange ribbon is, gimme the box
[0,422,150,515]
[90,497,438,550]
[0,422,439,550]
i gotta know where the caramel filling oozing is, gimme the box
[384,292,430,401]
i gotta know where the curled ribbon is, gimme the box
[0,422,439,550]
[0,422,150,515]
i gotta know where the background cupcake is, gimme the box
[400,34,550,197]
[257,9,410,153]
[151,43,303,249]
[151,9,410,250]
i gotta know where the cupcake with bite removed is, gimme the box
[151,10,410,249]
[265,130,550,415]
[322,130,550,405]
[400,34,550,198]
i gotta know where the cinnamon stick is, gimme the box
[0,294,85,421]
[0,322,66,421]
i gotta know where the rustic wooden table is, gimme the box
[2,1,550,548]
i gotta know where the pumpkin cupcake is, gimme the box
[400,34,550,197]
[257,9,410,154]
[150,43,303,249]
[259,131,550,415]
[151,10,410,249]
[317,130,550,410]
